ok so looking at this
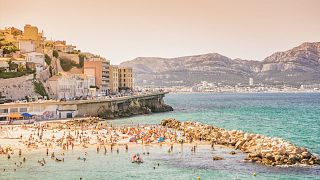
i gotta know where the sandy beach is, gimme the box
[0,118,213,164]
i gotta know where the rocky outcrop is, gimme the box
[95,95,173,119]
[161,118,320,166]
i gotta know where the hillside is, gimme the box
[120,42,320,86]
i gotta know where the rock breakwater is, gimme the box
[161,118,320,166]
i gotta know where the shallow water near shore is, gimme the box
[1,144,319,180]
[113,93,320,154]
[1,93,320,179]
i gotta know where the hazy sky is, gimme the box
[1,0,320,64]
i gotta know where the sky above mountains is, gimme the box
[1,0,320,64]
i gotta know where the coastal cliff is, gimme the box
[76,93,173,119]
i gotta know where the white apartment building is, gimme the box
[24,52,45,72]
[48,74,95,99]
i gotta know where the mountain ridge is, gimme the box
[120,42,320,86]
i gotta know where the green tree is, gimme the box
[2,45,18,54]
[45,42,54,48]
[17,63,25,72]
[33,81,48,98]
[8,60,18,71]
[0,67,6,73]
[45,54,52,65]
[59,58,77,71]
[79,54,85,68]
[49,66,53,77]
[53,50,59,58]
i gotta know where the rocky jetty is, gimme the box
[161,118,320,166]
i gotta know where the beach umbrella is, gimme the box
[8,113,23,119]
[21,112,33,117]
[129,137,137,142]
[157,137,165,142]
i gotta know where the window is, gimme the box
[0,109,8,114]
[0,116,6,121]
[10,108,18,113]
[19,107,28,113]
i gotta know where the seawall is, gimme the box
[76,92,173,119]
[0,92,173,120]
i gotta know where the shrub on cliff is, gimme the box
[53,50,59,58]
[60,58,82,71]
[78,54,85,68]
[33,81,48,98]
[0,38,19,54]
[0,67,35,79]
[45,54,52,65]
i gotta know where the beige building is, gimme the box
[53,40,76,53]
[21,24,46,53]
[18,39,36,53]
[109,65,119,94]
[84,57,110,95]
[118,67,133,90]
[0,25,45,53]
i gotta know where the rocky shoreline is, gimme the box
[161,119,320,166]
[97,98,173,119]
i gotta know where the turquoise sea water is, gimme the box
[115,93,320,156]
[1,93,320,179]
